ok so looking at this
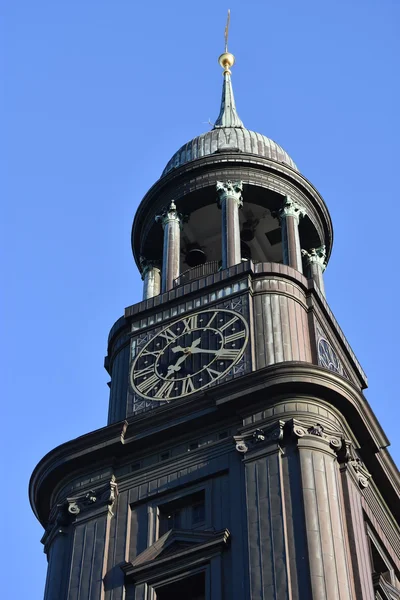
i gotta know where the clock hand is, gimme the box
[166,338,202,377]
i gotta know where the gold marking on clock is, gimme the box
[206,367,221,379]
[134,364,155,378]
[136,373,159,394]
[219,316,239,332]
[157,379,175,398]
[224,330,245,344]
[216,348,240,360]
[159,327,178,344]
[181,377,195,395]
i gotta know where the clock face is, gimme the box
[318,338,343,374]
[130,309,249,401]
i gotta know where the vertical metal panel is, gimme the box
[105,492,131,600]
[67,515,110,600]
[298,443,355,600]
[244,451,290,599]
[108,346,130,425]
[346,479,375,600]
[44,531,70,600]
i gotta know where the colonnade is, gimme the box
[140,182,327,300]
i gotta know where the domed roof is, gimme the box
[161,53,298,177]
[161,127,298,176]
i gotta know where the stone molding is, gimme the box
[216,180,243,208]
[234,419,371,491]
[41,475,118,553]
[338,440,372,489]
[234,420,285,454]
[155,200,187,229]
[301,245,327,271]
[233,419,371,489]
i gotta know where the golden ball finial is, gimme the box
[218,52,235,73]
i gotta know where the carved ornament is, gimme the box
[301,245,327,271]
[291,419,342,451]
[216,180,243,208]
[234,421,284,454]
[273,195,305,223]
[139,256,161,278]
[155,201,188,229]
[337,441,371,489]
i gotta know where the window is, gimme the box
[367,524,400,595]
[156,572,205,600]
[158,490,205,536]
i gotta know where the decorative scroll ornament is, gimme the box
[273,195,305,223]
[66,475,118,516]
[41,476,118,553]
[234,421,284,454]
[291,420,342,451]
[139,256,161,279]
[337,441,372,489]
[216,180,243,208]
[301,245,327,272]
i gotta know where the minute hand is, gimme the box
[189,347,219,355]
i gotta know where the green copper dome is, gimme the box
[161,68,298,177]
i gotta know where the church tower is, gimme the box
[30,33,400,600]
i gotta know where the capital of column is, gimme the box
[139,256,161,280]
[155,201,187,230]
[301,245,327,271]
[216,180,243,208]
[276,195,305,222]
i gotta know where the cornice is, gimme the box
[29,362,398,528]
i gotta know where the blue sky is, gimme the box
[3,0,399,597]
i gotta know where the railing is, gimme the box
[174,261,220,287]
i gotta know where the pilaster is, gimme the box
[42,476,118,600]
[216,180,243,269]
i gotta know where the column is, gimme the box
[140,258,161,300]
[155,201,184,293]
[302,245,327,296]
[216,180,243,269]
[292,421,354,600]
[277,195,305,273]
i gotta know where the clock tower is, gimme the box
[30,43,400,600]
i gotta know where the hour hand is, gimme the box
[171,345,185,354]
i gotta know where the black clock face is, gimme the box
[130,309,249,401]
[318,338,343,374]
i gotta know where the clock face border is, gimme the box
[130,308,249,402]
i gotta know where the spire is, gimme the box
[213,11,244,129]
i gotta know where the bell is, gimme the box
[240,227,255,242]
[186,248,207,267]
[241,241,252,260]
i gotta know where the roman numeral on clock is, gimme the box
[217,347,240,360]
[181,377,195,395]
[206,367,221,379]
[157,379,176,399]
[224,330,246,344]
[181,314,198,334]
[134,364,155,378]
[219,316,239,332]
[136,373,159,394]
[159,327,178,344]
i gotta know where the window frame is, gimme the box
[147,482,212,546]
